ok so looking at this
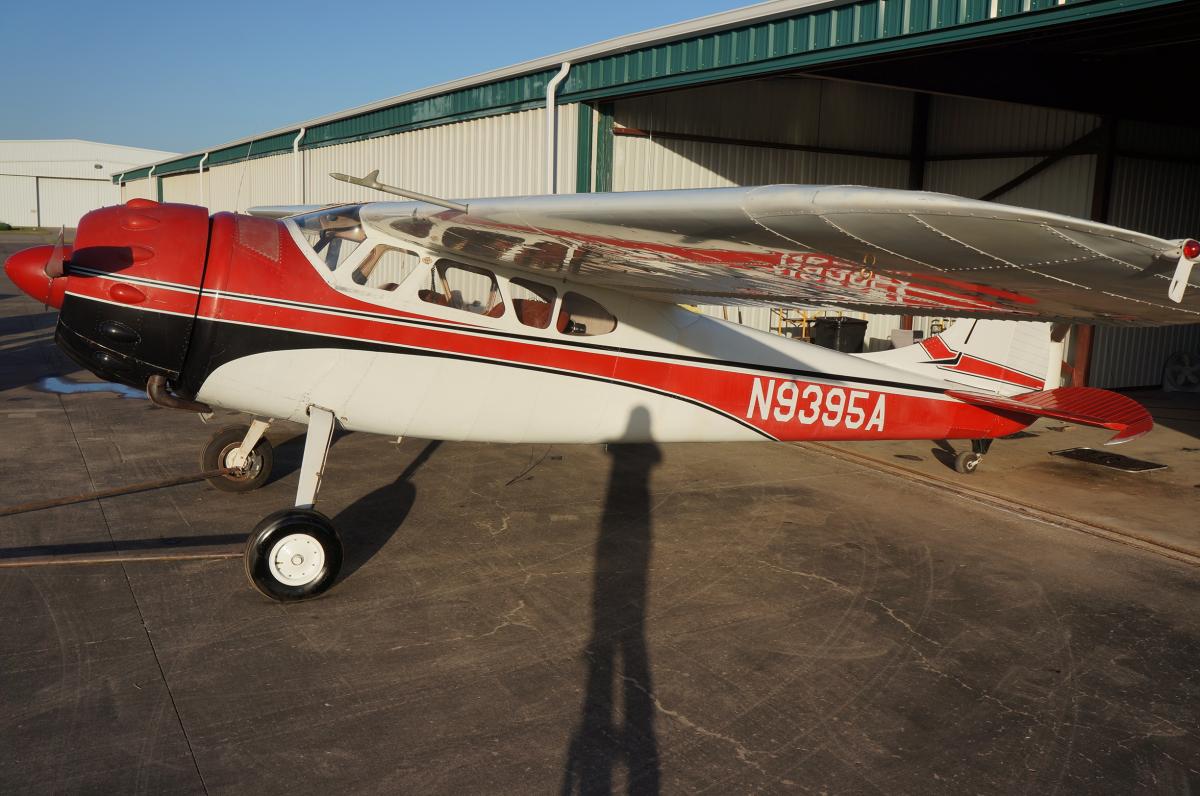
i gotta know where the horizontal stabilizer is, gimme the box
[947,387,1153,445]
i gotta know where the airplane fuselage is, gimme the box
[38,201,1031,445]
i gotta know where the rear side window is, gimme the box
[351,245,421,292]
[510,278,557,329]
[557,292,616,336]
[419,260,506,318]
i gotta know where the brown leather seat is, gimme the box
[513,298,551,328]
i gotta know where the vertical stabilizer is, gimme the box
[859,320,1052,395]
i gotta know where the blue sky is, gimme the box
[1,0,742,154]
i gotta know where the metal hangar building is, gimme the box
[0,140,176,229]
[114,0,1200,390]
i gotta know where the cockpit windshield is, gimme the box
[291,205,367,271]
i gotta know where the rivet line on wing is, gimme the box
[818,215,945,272]
[908,214,1013,269]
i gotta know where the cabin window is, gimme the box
[292,205,366,271]
[419,260,506,318]
[351,245,421,292]
[557,292,616,336]
[509,278,557,329]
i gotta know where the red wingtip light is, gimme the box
[1183,239,1200,260]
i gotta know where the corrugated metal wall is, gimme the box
[924,96,1099,218]
[0,175,37,227]
[37,179,120,228]
[160,172,200,204]
[1089,119,1200,388]
[306,104,579,205]
[120,178,155,202]
[1090,325,1200,389]
[612,79,910,191]
[0,174,118,228]
[154,105,580,212]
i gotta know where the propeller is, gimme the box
[45,226,65,278]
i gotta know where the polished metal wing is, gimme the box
[301,185,1196,325]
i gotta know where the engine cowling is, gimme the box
[53,199,209,390]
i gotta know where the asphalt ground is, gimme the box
[2,231,1199,794]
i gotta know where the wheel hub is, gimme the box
[268,533,325,586]
[221,443,262,480]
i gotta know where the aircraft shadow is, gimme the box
[562,407,662,796]
[930,438,958,470]
[334,439,441,583]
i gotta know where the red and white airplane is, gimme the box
[5,175,1198,600]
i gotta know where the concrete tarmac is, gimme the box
[2,232,1199,794]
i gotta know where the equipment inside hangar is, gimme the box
[116,0,1200,391]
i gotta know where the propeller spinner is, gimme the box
[3,227,69,308]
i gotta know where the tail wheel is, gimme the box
[954,451,983,474]
[244,508,343,602]
[201,425,273,492]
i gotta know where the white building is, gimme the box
[0,140,176,229]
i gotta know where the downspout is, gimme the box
[198,152,209,208]
[293,127,306,203]
[147,165,156,202]
[545,62,571,194]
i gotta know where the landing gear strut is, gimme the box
[242,406,344,602]
[201,420,273,492]
[954,438,992,475]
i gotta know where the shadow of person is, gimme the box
[334,439,440,583]
[562,407,662,796]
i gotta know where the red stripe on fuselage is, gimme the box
[64,272,201,316]
[196,290,1026,442]
[187,213,1031,441]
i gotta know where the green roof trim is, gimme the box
[116,0,1183,184]
[555,0,1176,103]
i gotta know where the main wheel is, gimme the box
[201,425,273,492]
[244,508,343,602]
[954,451,982,474]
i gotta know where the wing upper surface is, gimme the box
[336,185,1199,325]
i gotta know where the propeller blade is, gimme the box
[45,226,65,278]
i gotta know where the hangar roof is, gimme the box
[116,0,1191,183]
[1,139,176,181]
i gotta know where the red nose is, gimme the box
[3,245,69,309]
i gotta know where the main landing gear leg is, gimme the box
[243,406,344,602]
[954,438,993,475]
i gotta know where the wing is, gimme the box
[265,185,1200,325]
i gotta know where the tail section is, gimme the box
[948,387,1153,445]
[861,319,1052,396]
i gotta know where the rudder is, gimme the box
[860,319,1053,395]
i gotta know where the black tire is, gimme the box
[201,425,273,492]
[954,451,982,474]
[244,508,343,602]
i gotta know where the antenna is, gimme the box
[330,170,468,214]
